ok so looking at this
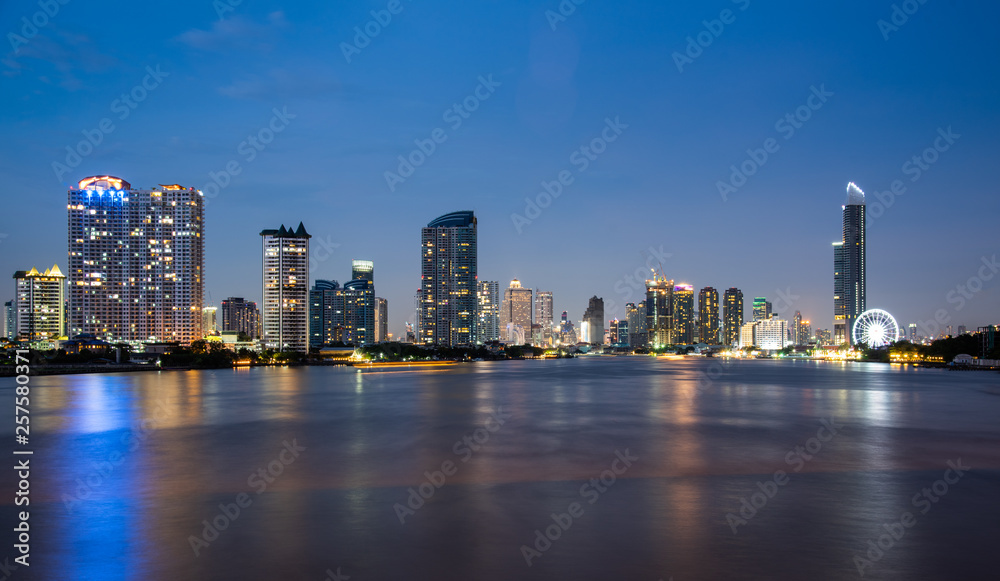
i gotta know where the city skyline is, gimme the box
[7,175,996,346]
[1,1,997,339]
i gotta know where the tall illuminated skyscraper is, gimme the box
[698,287,719,345]
[501,279,532,343]
[14,265,66,342]
[375,298,388,343]
[646,275,673,347]
[723,288,743,346]
[535,290,553,328]
[68,176,204,344]
[834,182,867,345]
[534,290,553,345]
[420,211,477,345]
[672,285,694,344]
[477,280,500,343]
[3,300,14,340]
[261,222,311,352]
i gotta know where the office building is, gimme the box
[352,260,374,282]
[13,265,66,342]
[698,287,720,345]
[419,211,477,345]
[582,296,605,345]
[477,280,500,343]
[816,328,832,346]
[626,301,647,348]
[261,222,311,352]
[609,318,628,345]
[310,280,343,348]
[672,285,694,344]
[646,275,673,347]
[559,311,577,345]
[202,306,217,335]
[501,279,532,343]
[342,278,375,345]
[68,176,204,344]
[221,297,261,339]
[792,311,812,345]
[752,297,771,321]
[756,318,788,350]
[375,298,388,343]
[739,318,787,350]
[739,321,758,349]
[309,270,376,348]
[798,319,812,346]
[535,290,553,344]
[723,288,744,346]
[834,182,867,345]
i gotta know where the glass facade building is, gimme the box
[419,211,478,345]
[835,183,867,346]
[723,287,743,347]
[698,287,720,345]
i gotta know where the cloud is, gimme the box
[2,30,117,90]
[175,11,289,52]
[217,67,345,101]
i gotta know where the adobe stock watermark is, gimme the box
[689,357,745,403]
[0,556,18,580]
[213,0,245,20]
[51,65,170,182]
[309,234,342,274]
[520,449,638,567]
[726,418,844,534]
[544,0,587,31]
[322,567,350,581]
[188,438,306,556]
[865,127,959,226]
[384,74,501,192]
[393,406,510,524]
[201,106,296,204]
[716,84,834,201]
[877,0,931,41]
[612,245,674,306]
[62,401,169,513]
[852,458,970,577]
[340,0,412,63]
[510,116,628,234]
[672,0,751,73]
[769,286,800,318]
[916,253,998,339]
[6,0,71,54]
[600,244,672,318]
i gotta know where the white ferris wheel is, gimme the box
[852,309,900,348]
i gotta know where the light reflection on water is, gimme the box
[0,358,998,580]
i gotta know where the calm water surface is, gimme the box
[2,357,999,580]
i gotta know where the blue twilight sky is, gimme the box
[1,0,998,338]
